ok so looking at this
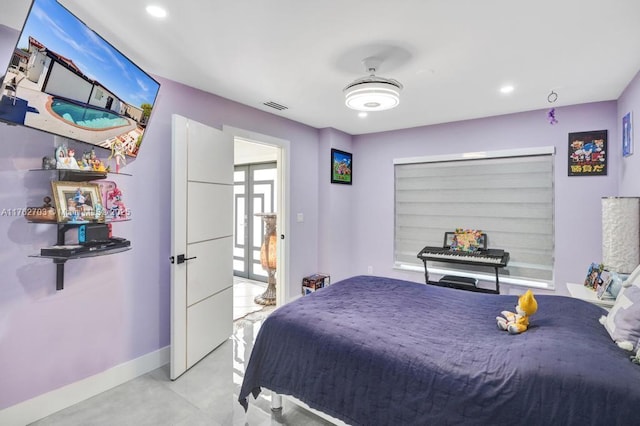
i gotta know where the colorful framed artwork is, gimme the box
[568,130,607,176]
[623,112,633,157]
[51,181,104,223]
[331,148,352,185]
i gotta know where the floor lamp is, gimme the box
[255,213,277,305]
[602,197,640,274]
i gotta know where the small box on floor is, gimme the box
[302,273,330,295]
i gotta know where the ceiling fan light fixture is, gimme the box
[343,76,403,112]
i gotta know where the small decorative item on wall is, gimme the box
[547,90,558,125]
[623,112,633,157]
[331,148,352,184]
[568,129,607,176]
[51,181,104,223]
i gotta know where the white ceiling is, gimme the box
[3,0,640,135]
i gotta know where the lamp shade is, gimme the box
[343,74,403,112]
[344,81,401,111]
[257,213,277,271]
[260,234,277,270]
[254,213,277,306]
[602,197,640,274]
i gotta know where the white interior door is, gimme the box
[170,114,233,380]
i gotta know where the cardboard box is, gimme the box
[302,273,330,295]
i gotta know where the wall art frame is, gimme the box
[568,129,607,176]
[331,148,353,185]
[51,181,104,223]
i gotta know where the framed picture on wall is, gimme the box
[331,148,352,184]
[568,130,607,176]
[51,181,104,223]
[623,112,633,157]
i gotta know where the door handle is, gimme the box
[170,254,197,264]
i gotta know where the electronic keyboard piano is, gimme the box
[417,246,509,294]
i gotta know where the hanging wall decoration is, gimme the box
[623,112,633,157]
[547,91,558,125]
[568,130,607,176]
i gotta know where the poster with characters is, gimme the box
[568,130,607,176]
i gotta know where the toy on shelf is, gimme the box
[25,196,57,222]
[100,181,127,220]
[108,139,127,173]
[86,148,107,172]
[55,145,80,170]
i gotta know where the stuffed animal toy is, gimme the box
[496,289,538,334]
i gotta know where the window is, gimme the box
[394,147,555,286]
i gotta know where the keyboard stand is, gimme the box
[417,247,509,294]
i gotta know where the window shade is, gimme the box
[394,153,554,282]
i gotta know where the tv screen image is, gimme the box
[0,0,160,157]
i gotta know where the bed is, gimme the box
[239,275,640,425]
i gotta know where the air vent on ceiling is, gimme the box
[263,101,288,111]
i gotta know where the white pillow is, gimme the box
[599,263,640,352]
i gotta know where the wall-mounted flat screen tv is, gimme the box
[0,0,160,157]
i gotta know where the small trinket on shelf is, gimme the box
[108,139,127,173]
[107,185,127,219]
[25,196,57,222]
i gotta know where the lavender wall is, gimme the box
[318,128,353,281]
[1,19,638,412]
[617,69,640,196]
[349,103,619,294]
[0,25,321,409]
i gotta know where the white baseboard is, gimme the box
[0,346,170,426]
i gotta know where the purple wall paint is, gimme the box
[318,128,353,281]
[350,103,619,294]
[0,25,321,409]
[617,69,640,196]
[1,19,638,412]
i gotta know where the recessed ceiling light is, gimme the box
[146,5,167,18]
[358,112,368,118]
[500,85,515,94]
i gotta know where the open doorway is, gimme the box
[233,161,277,281]
[233,137,280,320]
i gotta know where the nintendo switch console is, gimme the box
[78,223,112,244]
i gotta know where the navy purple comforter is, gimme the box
[239,276,640,425]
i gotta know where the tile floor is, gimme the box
[29,282,332,426]
[233,277,269,321]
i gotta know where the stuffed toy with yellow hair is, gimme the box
[496,289,538,334]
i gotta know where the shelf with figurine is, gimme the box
[25,142,132,290]
[24,196,131,224]
[25,179,130,224]
[32,144,131,181]
[25,188,131,290]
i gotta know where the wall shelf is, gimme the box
[30,246,131,290]
[29,168,131,181]
[27,167,131,290]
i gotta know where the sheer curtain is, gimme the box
[394,149,554,283]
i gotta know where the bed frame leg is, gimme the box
[271,392,283,411]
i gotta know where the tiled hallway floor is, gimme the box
[233,277,269,320]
